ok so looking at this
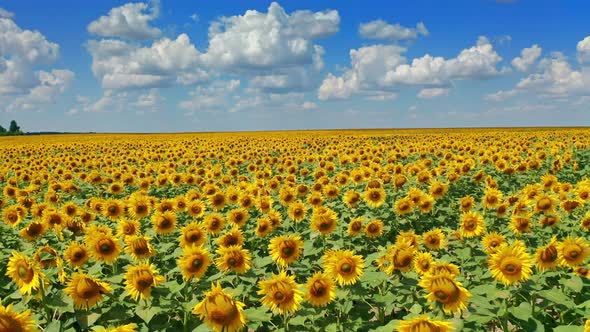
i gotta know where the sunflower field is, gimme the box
[1,128,590,332]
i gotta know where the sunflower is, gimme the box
[488,241,533,285]
[458,196,475,213]
[343,190,361,208]
[96,323,138,332]
[255,217,273,237]
[217,227,245,248]
[127,196,152,219]
[533,194,558,214]
[419,271,471,314]
[287,201,307,223]
[88,233,121,264]
[347,217,364,236]
[416,193,435,214]
[365,219,384,238]
[429,262,461,277]
[178,246,211,281]
[397,315,454,332]
[256,195,273,213]
[323,184,340,200]
[322,249,364,286]
[151,211,177,235]
[257,270,303,315]
[64,242,89,267]
[34,245,60,269]
[268,234,304,267]
[394,197,414,215]
[459,211,485,238]
[539,214,560,227]
[481,232,506,255]
[227,208,249,228]
[509,214,532,235]
[0,303,39,332]
[535,237,560,271]
[429,181,448,200]
[310,207,338,235]
[307,192,323,207]
[3,205,22,227]
[304,272,336,307]
[6,251,44,295]
[413,252,434,275]
[575,266,590,279]
[186,200,205,218]
[192,282,247,332]
[102,199,124,220]
[422,228,446,250]
[558,237,589,268]
[124,263,165,301]
[180,222,207,248]
[364,188,386,208]
[208,192,226,211]
[116,218,140,238]
[125,236,155,261]
[204,213,225,235]
[65,272,111,310]
[19,221,47,241]
[482,188,503,209]
[215,245,252,274]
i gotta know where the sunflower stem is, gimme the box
[39,280,52,322]
[283,312,290,331]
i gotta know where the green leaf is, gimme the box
[509,302,532,321]
[369,319,399,332]
[553,326,583,332]
[539,289,574,307]
[243,307,271,322]
[564,275,583,292]
[135,305,159,324]
[44,320,61,332]
[76,312,101,329]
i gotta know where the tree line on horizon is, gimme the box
[0,120,23,136]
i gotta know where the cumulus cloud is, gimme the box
[132,88,164,112]
[577,36,590,64]
[484,89,518,101]
[87,0,161,40]
[417,87,450,99]
[359,20,428,41]
[202,2,338,70]
[87,34,207,90]
[179,80,241,113]
[511,44,541,72]
[7,69,74,112]
[0,7,14,18]
[515,54,587,97]
[320,36,505,100]
[0,15,72,112]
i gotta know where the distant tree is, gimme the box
[0,125,5,133]
[9,120,20,133]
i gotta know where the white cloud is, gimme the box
[7,69,74,112]
[190,14,199,22]
[577,36,590,64]
[0,16,60,95]
[0,8,14,18]
[320,36,505,100]
[364,92,397,101]
[179,80,240,113]
[132,88,164,112]
[484,89,518,101]
[511,44,541,72]
[65,108,79,115]
[84,90,129,113]
[302,101,317,109]
[515,54,587,97]
[87,34,207,90]
[201,2,337,72]
[87,0,161,40]
[359,20,428,41]
[417,87,450,99]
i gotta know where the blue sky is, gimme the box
[0,0,589,132]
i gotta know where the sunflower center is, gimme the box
[351,222,361,232]
[281,246,295,257]
[434,290,448,301]
[273,291,285,302]
[502,262,521,275]
[537,198,552,210]
[73,250,85,261]
[313,285,325,296]
[133,240,150,255]
[192,258,202,269]
[108,206,118,214]
[340,263,353,274]
[136,205,146,213]
[27,223,42,236]
[465,220,476,230]
[97,239,114,254]
[136,273,154,291]
[421,261,430,269]
[17,264,34,283]
[76,278,100,299]
[0,313,24,332]
[161,218,172,228]
[368,224,379,233]
[187,231,201,242]
[568,249,580,259]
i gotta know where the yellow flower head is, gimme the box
[124,263,165,301]
[268,234,304,267]
[257,270,303,315]
[192,283,247,332]
[488,241,533,285]
[322,249,364,286]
